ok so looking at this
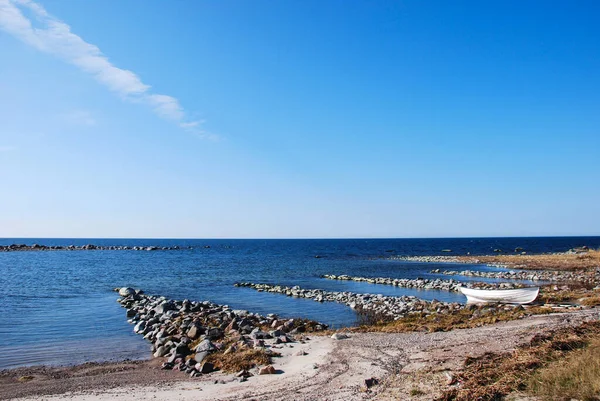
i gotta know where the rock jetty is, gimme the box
[431,269,599,283]
[116,288,326,377]
[235,283,464,319]
[392,255,466,263]
[1,244,183,252]
[321,274,523,291]
[391,255,510,269]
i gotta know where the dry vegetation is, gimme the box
[436,321,600,401]
[205,348,279,373]
[456,249,600,271]
[528,337,600,400]
[352,305,555,334]
[537,284,600,305]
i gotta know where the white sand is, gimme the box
[17,336,336,401]
[13,309,599,401]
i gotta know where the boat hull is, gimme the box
[459,286,539,304]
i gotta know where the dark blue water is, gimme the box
[0,237,598,369]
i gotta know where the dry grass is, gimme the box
[353,305,555,334]
[538,288,589,303]
[582,297,600,307]
[437,321,600,401]
[204,348,280,373]
[410,388,426,396]
[528,337,600,401]
[538,285,600,305]
[456,249,600,271]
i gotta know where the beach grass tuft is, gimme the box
[353,305,554,334]
[205,348,280,373]
[437,321,600,401]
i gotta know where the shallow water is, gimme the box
[0,237,598,369]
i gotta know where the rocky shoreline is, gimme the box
[116,287,327,379]
[391,255,468,263]
[321,274,524,291]
[430,268,599,283]
[391,255,515,269]
[234,282,464,319]
[1,244,191,252]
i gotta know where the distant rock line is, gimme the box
[320,274,524,291]
[235,282,465,319]
[431,269,599,283]
[0,244,206,252]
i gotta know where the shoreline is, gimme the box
[3,309,598,400]
[3,248,600,399]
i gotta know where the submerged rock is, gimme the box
[119,287,136,297]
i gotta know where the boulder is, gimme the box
[198,362,215,374]
[195,339,216,353]
[186,324,204,339]
[259,365,276,375]
[133,321,146,334]
[193,351,209,364]
[206,327,223,340]
[153,346,167,358]
[119,287,136,297]
[174,344,191,356]
[154,301,175,314]
[331,333,349,340]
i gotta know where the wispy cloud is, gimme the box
[0,0,211,137]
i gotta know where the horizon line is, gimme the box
[1,234,599,241]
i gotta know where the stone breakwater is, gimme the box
[116,287,326,378]
[321,274,523,291]
[234,283,464,319]
[391,255,510,269]
[392,255,466,263]
[1,243,186,252]
[431,269,599,283]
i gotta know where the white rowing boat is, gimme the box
[459,286,539,304]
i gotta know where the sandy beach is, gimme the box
[4,308,598,401]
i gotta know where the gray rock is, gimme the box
[193,351,209,364]
[153,346,167,358]
[133,321,146,333]
[187,324,204,339]
[119,287,136,297]
[195,339,216,353]
[331,333,349,340]
[154,301,175,314]
[206,327,223,340]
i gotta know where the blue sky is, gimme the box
[0,0,598,238]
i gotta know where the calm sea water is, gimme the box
[1,237,598,369]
